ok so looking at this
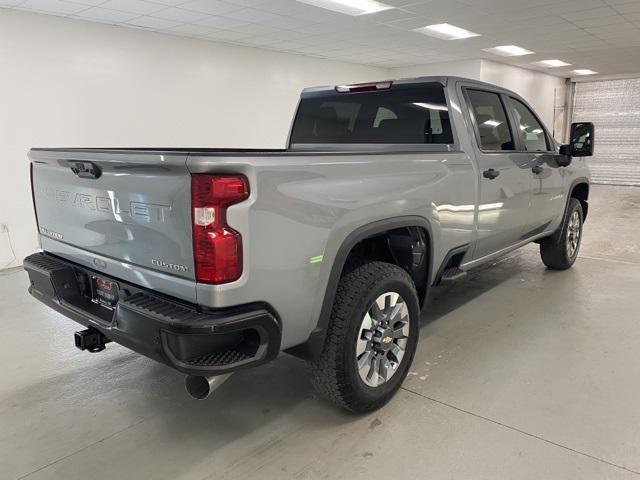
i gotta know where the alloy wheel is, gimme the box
[356,292,410,388]
[566,210,581,258]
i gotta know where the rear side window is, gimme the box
[466,89,515,151]
[508,98,549,151]
[289,84,453,144]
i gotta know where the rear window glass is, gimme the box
[289,84,453,145]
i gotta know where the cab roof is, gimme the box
[301,76,519,98]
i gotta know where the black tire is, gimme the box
[540,198,584,270]
[309,261,420,413]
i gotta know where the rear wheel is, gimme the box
[540,198,584,270]
[309,261,420,413]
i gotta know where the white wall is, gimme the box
[393,59,482,80]
[0,9,386,269]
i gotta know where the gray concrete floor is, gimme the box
[1,185,640,480]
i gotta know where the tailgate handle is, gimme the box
[69,161,101,179]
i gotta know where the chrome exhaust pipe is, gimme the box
[185,373,232,400]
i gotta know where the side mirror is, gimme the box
[565,122,595,157]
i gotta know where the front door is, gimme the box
[505,96,565,237]
[462,87,533,260]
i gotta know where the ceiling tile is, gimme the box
[74,7,140,23]
[224,0,272,6]
[379,0,417,8]
[101,0,165,15]
[356,8,415,23]
[258,0,319,16]
[124,15,181,29]
[230,22,280,35]
[202,29,253,40]
[17,0,88,15]
[385,16,436,30]
[612,2,640,14]
[259,15,316,30]
[561,6,619,21]
[194,15,248,29]
[146,0,191,5]
[5,0,640,75]
[571,15,628,29]
[165,22,217,35]
[179,0,243,15]
[150,7,209,22]
[544,0,607,14]
[256,29,311,42]
[240,34,288,46]
[71,0,114,5]
[586,23,638,35]
[221,7,279,22]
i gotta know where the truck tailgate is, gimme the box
[30,149,195,281]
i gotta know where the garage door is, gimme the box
[572,78,640,186]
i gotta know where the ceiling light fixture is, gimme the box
[483,45,534,57]
[413,23,480,40]
[573,69,598,75]
[535,59,571,68]
[295,0,393,16]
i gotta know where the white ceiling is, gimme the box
[3,0,640,75]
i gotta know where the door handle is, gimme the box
[532,165,543,175]
[483,168,500,180]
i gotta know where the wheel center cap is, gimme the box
[374,328,394,352]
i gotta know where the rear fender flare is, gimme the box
[287,216,433,360]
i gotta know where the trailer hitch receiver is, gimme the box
[74,328,111,353]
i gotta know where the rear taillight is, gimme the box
[191,174,249,284]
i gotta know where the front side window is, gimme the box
[290,84,453,144]
[509,98,549,151]
[466,89,515,151]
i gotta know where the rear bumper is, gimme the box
[23,252,281,376]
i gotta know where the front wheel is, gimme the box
[309,261,420,413]
[540,198,584,270]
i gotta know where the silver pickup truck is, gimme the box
[24,76,593,412]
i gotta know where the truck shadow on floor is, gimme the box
[421,249,532,327]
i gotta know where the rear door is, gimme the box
[461,86,533,260]
[30,149,195,280]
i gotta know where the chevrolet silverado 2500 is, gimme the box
[24,77,594,412]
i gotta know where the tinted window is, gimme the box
[373,107,397,127]
[466,89,514,151]
[290,84,453,144]
[509,98,549,151]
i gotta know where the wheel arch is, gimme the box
[286,216,433,360]
[545,178,589,245]
[570,180,589,221]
